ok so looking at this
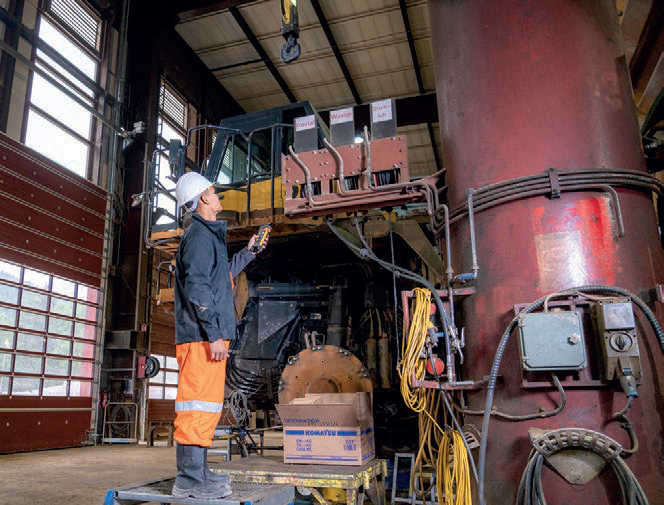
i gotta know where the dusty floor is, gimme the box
[0,444,178,505]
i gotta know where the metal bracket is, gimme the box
[309,487,329,505]
[529,428,623,460]
[548,167,561,198]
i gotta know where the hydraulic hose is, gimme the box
[478,285,664,505]
[323,137,346,193]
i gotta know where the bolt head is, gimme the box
[568,334,581,345]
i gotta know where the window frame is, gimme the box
[21,0,103,181]
[148,353,178,400]
[45,0,104,56]
[153,80,199,226]
[0,259,99,398]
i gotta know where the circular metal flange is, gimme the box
[278,345,373,404]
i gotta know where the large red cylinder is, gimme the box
[430,1,664,503]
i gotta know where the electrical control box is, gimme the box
[592,301,641,381]
[517,311,587,372]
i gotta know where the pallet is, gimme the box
[106,478,294,505]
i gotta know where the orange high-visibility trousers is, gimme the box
[173,340,228,447]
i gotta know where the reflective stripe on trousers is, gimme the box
[173,340,228,447]
[175,400,224,413]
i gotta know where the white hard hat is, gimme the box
[175,172,212,210]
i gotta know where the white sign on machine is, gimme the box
[295,115,316,132]
[330,107,353,125]
[371,99,393,123]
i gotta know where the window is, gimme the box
[153,81,201,226]
[24,1,102,178]
[217,131,273,185]
[0,259,98,397]
[148,354,178,400]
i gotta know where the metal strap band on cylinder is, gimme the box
[175,400,224,413]
[447,168,664,225]
[547,167,561,198]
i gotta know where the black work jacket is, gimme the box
[174,214,254,344]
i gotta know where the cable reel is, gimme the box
[144,355,161,380]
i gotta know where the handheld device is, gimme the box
[250,224,271,253]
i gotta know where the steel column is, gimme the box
[430,0,664,503]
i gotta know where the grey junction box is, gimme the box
[517,311,587,372]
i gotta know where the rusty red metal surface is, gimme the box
[0,133,106,287]
[281,136,419,217]
[0,397,92,452]
[430,0,664,502]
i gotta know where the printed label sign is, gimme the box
[295,115,316,131]
[371,99,392,123]
[330,107,353,125]
[296,439,312,452]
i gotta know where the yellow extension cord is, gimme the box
[397,288,472,505]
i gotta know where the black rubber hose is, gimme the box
[478,285,664,505]
[517,450,649,505]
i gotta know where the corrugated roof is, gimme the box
[176,0,441,176]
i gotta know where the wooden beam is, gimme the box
[620,0,653,63]
[638,53,664,116]
[229,6,297,103]
[630,2,664,102]
[398,0,441,170]
[310,0,361,105]
[398,0,424,94]
[177,0,254,22]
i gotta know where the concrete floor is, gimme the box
[0,445,177,505]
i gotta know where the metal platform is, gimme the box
[107,478,294,505]
[211,456,387,505]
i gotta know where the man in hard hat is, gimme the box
[171,171,267,499]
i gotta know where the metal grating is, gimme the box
[159,83,187,130]
[49,0,101,51]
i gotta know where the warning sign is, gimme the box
[371,99,392,123]
[330,107,353,125]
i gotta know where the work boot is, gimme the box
[172,444,232,499]
[203,447,231,486]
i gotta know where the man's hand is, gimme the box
[209,339,229,361]
[247,234,259,252]
[247,233,269,254]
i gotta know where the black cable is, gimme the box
[349,218,454,343]
[388,215,401,364]
[516,447,649,505]
[439,168,664,238]
[327,217,479,484]
[613,396,634,419]
[478,285,664,505]
[454,373,566,421]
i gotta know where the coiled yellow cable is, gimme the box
[397,288,472,505]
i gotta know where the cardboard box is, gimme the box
[276,392,375,465]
